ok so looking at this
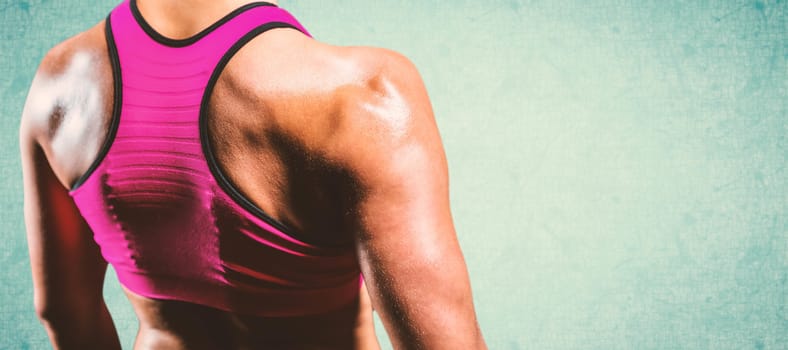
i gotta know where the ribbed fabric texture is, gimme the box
[68,0,361,317]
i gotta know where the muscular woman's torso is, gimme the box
[34,5,382,348]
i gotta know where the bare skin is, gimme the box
[20,0,486,349]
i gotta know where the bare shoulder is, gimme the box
[40,21,107,78]
[20,20,112,186]
[21,20,109,138]
[324,45,440,177]
[224,29,438,176]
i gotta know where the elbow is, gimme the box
[34,295,104,336]
[33,293,50,322]
[33,282,103,320]
[32,282,107,327]
[33,296,119,349]
[33,295,90,326]
[34,297,66,326]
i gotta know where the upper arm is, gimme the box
[328,50,486,349]
[20,57,108,321]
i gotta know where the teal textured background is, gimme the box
[1,0,786,349]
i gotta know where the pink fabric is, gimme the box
[69,0,360,317]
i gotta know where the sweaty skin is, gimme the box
[20,0,487,349]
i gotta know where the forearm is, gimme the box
[40,300,121,350]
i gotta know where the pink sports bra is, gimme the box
[68,0,361,317]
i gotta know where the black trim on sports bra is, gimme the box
[199,22,324,245]
[129,0,278,47]
[71,15,123,191]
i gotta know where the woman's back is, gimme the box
[21,1,486,349]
